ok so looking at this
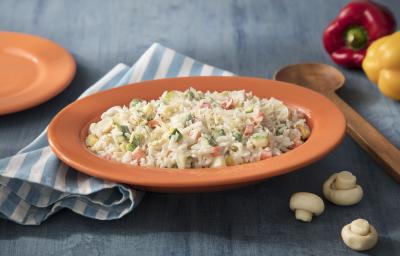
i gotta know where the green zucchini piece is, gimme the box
[233,133,243,142]
[169,128,183,142]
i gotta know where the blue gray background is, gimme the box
[0,0,399,255]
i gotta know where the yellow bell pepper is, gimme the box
[362,31,400,100]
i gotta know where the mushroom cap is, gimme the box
[341,219,378,251]
[323,172,363,206]
[289,192,325,216]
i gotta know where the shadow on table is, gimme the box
[362,237,400,256]
[1,139,399,255]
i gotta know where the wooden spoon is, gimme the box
[274,62,400,182]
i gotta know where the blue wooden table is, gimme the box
[1,0,400,255]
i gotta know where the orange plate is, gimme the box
[0,32,76,115]
[48,77,346,192]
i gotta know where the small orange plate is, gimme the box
[48,77,346,193]
[0,32,76,115]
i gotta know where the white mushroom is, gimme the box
[341,219,378,251]
[289,192,325,222]
[323,171,363,206]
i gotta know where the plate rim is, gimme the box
[48,76,346,192]
[0,31,76,115]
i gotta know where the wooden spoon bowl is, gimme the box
[274,63,345,93]
[274,62,400,182]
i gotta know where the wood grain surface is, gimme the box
[0,0,399,255]
[327,93,400,183]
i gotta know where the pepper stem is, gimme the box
[344,26,368,50]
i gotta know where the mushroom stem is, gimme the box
[334,171,356,190]
[351,219,370,236]
[295,209,312,222]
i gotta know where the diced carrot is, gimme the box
[132,149,146,163]
[297,111,305,119]
[294,140,303,147]
[201,102,211,108]
[189,130,201,141]
[252,112,264,126]
[243,124,254,136]
[211,146,224,157]
[289,139,303,149]
[260,150,272,160]
[289,107,305,119]
[102,153,112,161]
[148,119,159,129]
[221,97,235,109]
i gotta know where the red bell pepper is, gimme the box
[323,0,396,68]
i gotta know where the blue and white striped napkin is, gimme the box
[0,43,233,225]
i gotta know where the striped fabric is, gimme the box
[0,43,234,225]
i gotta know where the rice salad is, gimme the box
[85,88,311,169]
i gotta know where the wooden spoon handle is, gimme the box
[326,93,400,182]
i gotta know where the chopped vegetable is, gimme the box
[119,142,127,152]
[245,106,253,113]
[102,153,112,161]
[243,124,255,137]
[130,99,142,107]
[162,105,177,118]
[132,148,146,163]
[112,115,122,125]
[119,125,130,136]
[200,102,211,109]
[96,118,113,134]
[188,90,195,100]
[207,135,218,146]
[251,132,269,148]
[225,155,235,166]
[252,112,265,126]
[211,156,226,168]
[289,139,303,149]
[169,128,183,142]
[221,97,234,109]
[186,114,193,123]
[85,134,98,147]
[189,130,201,141]
[148,119,159,129]
[143,103,155,120]
[116,135,126,143]
[131,134,144,147]
[276,128,284,136]
[233,133,243,142]
[260,149,272,160]
[176,153,187,169]
[164,91,178,102]
[211,128,225,138]
[125,143,136,152]
[297,124,311,140]
[230,145,239,152]
[211,146,224,157]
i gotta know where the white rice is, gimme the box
[85,88,311,169]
